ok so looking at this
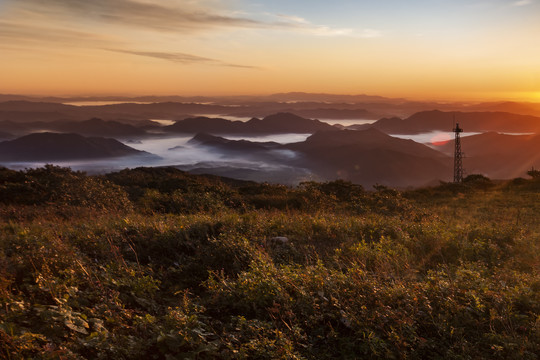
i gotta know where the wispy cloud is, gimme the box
[357,29,383,38]
[10,0,264,33]
[294,25,381,38]
[276,14,310,25]
[0,0,382,68]
[272,13,381,38]
[105,48,259,69]
[5,0,381,38]
[512,0,533,6]
[0,21,118,48]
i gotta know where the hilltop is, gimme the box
[0,132,152,161]
[165,112,336,134]
[286,128,451,187]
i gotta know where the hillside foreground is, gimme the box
[0,166,539,359]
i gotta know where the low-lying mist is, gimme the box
[2,133,317,184]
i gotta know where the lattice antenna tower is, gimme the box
[453,116,464,183]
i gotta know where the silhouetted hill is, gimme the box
[465,101,540,116]
[0,100,231,122]
[188,133,280,152]
[3,94,540,122]
[0,121,31,135]
[166,117,244,133]
[0,133,152,162]
[0,101,74,112]
[0,110,73,123]
[439,132,540,179]
[0,117,148,137]
[266,92,397,103]
[184,128,453,187]
[166,113,336,134]
[279,108,378,120]
[43,118,147,137]
[286,129,451,187]
[247,113,336,133]
[0,101,76,122]
[186,133,287,164]
[293,128,446,157]
[0,131,13,140]
[352,110,540,134]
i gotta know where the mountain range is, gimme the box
[3,93,540,125]
[0,97,539,186]
[165,113,336,134]
[352,110,540,134]
[186,129,452,187]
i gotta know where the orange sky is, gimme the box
[1,0,539,101]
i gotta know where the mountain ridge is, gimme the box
[0,133,153,162]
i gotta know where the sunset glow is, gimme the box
[430,132,452,147]
[0,0,539,100]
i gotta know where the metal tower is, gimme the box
[453,122,464,183]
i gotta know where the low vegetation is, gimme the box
[1,166,539,359]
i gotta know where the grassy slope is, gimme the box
[0,167,539,359]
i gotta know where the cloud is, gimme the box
[6,0,380,38]
[296,25,381,38]
[272,13,381,38]
[105,48,259,69]
[276,14,309,25]
[358,29,383,38]
[0,21,118,47]
[512,0,533,6]
[0,0,383,59]
[10,0,263,33]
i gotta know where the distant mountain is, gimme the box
[0,131,13,140]
[166,117,244,133]
[246,113,337,133]
[188,128,453,187]
[286,128,451,187]
[186,133,287,164]
[0,110,73,123]
[351,110,540,134]
[265,92,399,103]
[3,94,540,122]
[438,132,540,179]
[291,128,445,156]
[288,108,378,120]
[42,118,147,137]
[0,101,75,112]
[188,133,280,153]
[0,100,233,123]
[166,113,336,134]
[0,116,149,137]
[0,121,31,135]
[0,133,152,162]
[464,101,540,116]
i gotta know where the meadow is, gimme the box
[1,166,539,359]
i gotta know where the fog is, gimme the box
[390,131,480,147]
[1,132,316,183]
[1,130,452,178]
[1,114,479,184]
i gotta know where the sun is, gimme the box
[523,92,540,102]
[503,92,540,102]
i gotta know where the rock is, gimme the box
[269,236,289,245]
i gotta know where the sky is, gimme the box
[0,0,539,100]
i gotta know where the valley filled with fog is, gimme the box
[1,94,539,187]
